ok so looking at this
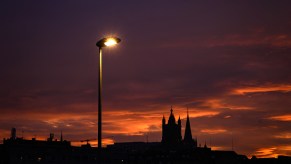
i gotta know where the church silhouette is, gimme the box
[162,107,197,147]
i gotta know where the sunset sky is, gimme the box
[1,0,291,158]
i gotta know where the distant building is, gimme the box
[162,107,197,147]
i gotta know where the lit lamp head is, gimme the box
[96,37,121,48]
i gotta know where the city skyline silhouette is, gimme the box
[1,108,290,164]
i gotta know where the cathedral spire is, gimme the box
[184,108,193,143]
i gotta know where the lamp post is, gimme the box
[96,37,121,149]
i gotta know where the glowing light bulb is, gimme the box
[104,38,118,47]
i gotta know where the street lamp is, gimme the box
[96,37,121,149]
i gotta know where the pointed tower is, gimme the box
[183,108,197,147]
[162,115,166,125]
[161,106,182,144]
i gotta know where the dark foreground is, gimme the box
[1,138,291,164]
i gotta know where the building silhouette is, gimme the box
[1,108,291,164]
[161,107,182,144]
[162,107,197,147]
[183,108,197,147]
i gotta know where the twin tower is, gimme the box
[162,107,197,147]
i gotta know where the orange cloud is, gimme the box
[232,84,291,95]
[280,146,291,151]
[203,99,253,110]
[274,133,291,139]
[181,110,219,118]
[254,146,291,158]
[268,114,291,121]
[102,110,162,136]
[200,128,227,134]
[254,147,279,158]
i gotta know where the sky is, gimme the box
[1,0,291,158]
